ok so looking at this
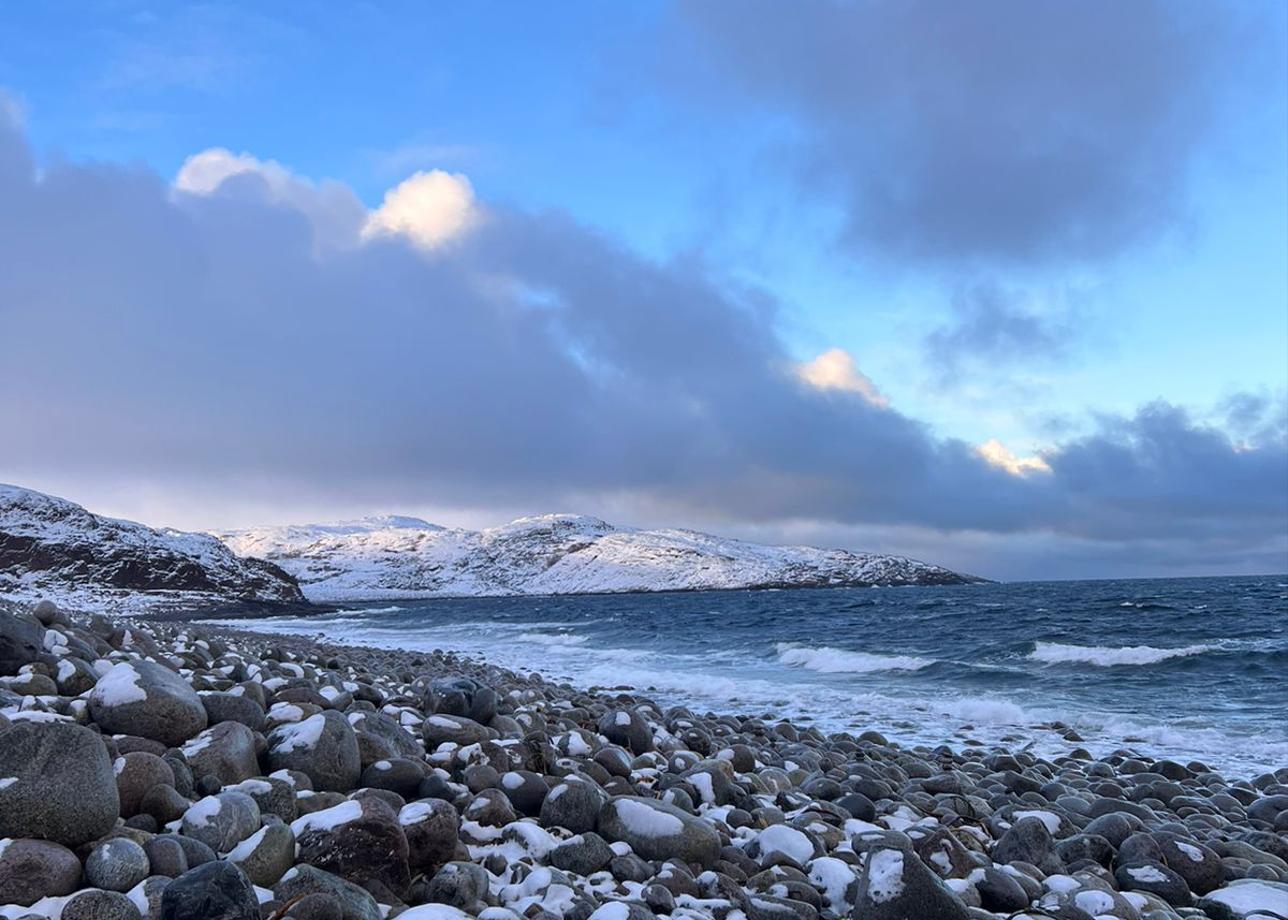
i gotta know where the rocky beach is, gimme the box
[1,599,1287,920]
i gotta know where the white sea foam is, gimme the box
[775,643,933,673]
[516,632,588,646]
[1029,641,1213,667]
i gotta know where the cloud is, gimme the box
[924,282,1074,379]
[0,112,1282,577]
[679,0,1258,267]
[174,147,367,251]
[362,170,479,251]
[976,439,1051,477]
[796,348,888,407]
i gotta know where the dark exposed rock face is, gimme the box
[0,483,305,609]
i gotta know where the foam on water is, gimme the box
[775,643,933,673]
[1029,641,1214,667]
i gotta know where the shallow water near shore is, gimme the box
[213,574,1288,777]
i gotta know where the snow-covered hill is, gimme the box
[220,513,980,601]
[0,484,305,612]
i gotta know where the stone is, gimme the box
[199,692,266,731]
[421,713,493,749]
[1114,861,1193,907]
[400,799,461,871]
[179,791,261,854]
[114,751,176,817]
[0,838,82,906]
[226,821,295,887]
[273,865,383,920]
[85,838,151,892]
[89,661,208,747]
[62,889,144,920]
[550,832,615,876]
[597,709,654,755]
[540,780,606,834]
[160,860,259,920]
[0,611,44,676]
[179,721,260,786]
[852,843,969,920]
[430,677,498,724]
[144,835,190,878]
[266,711,361,793]
[0,719,120,845]
[597,796,722,868]
[292,797,411,894]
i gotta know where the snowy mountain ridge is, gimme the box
[0,484,305,612]
[219,511,980,601]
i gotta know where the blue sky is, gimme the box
[1,1,1285,578]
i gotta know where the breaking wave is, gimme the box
[1029,641,1214,667]
[775,643,933,673]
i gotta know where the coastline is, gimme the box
[1,602,1286,919]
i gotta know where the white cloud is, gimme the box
[362,169,478,251]
[976,438,1052,476]
[174,147,293,196]
[796,348,889,407]
[173,148,368,251]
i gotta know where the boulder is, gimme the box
[0,719,120,845]
[291,797,411,894]
[160,860,259,920]
[0,838,82,906]
[88,660,208,747]
[852,843,969,920]
[179,721,260,786]
[597,795,721,868]
[266,711,360,792]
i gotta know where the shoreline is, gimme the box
[1,601,1286,919]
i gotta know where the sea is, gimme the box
[214,575,1288,778]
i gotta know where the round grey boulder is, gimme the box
[160,860,258,920]
[597,709,654,755]
[179,791,261,854]
[114,751,176,817]
[0,837,82,906]
[540,779,606,834]
[62,889,144,920]
[225,821,295,887]
[89,661,208,747]
[266,711,360,793]
[0,719,120,845]
[179,721,260,786]
[291,797,410,894]
[421,713,493,749]
[853,843,969,920]
[399,799,461,871]
[0,611,44,676]
[597,795,721,868]
[85,837,151,892]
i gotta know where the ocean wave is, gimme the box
[1029,641,1213,667]
[775,643,933,673]
[515,632,588,646]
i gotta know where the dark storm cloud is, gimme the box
[0,115,1283,574]
[679,0,1249,266]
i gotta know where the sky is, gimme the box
[0,0,1285,581]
